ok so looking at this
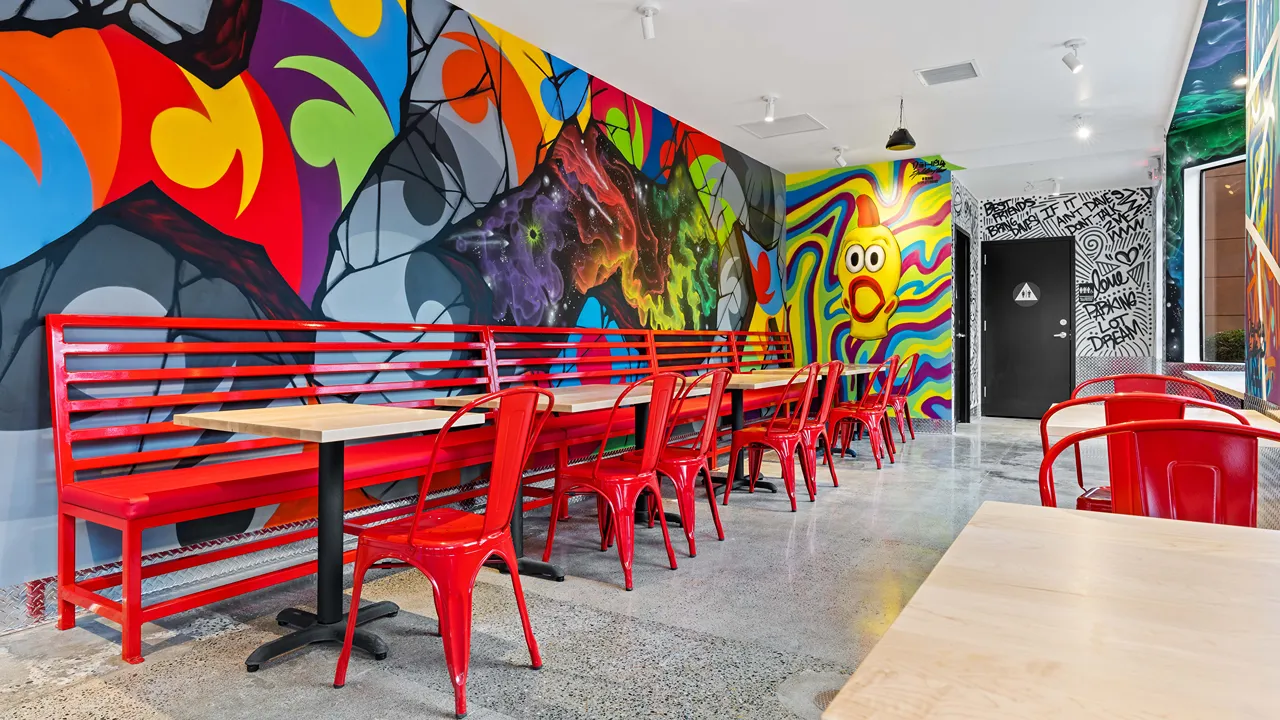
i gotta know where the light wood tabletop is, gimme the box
[1185,370,1247,400]
[822,501,1280,719]
[432,382,711,414]
[750,364,878,377]
[175,403,484,444]
[1043,401,1280,439]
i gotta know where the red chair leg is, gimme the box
[894,407,907,443]
[543,484,568,562]
[747,446,765,492]
[605,489,638,591]
[882,416,897,463]
[796,441,817,502]
[905,405,915,439]
[120,526,143,664]
[699,462,725,541]
[664,465,699,557]
[648,480,679,571]
[775,442,799,511]
[819,429,838,487]
[334,545,376,688]
[496,540,541,670]
[57,511,76,630]
[866,421,883,469]
[435,573,477,718]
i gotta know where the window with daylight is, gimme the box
[1184,157,1246,363]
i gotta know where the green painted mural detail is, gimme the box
[1164,111,1246,361]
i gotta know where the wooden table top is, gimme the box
[175,403,484,444]
[822,501,1280,719]
[1043,401,1280,438]
[432,382,711,414]
[1185,370,1247,400]
[751,364,878,377]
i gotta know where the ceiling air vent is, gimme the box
[739,113,827,140]
[915,61,980,87]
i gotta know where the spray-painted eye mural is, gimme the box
[0,0,786,590]
[786,160,953,427]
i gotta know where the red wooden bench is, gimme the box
[47,314,794,662]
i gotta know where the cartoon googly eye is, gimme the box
[845,245,864,273]
[866,245,886,272]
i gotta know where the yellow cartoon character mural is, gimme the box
[838,195,903,339]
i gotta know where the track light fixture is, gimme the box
[1074,115,1091,140]
[1062,39,1085,74]
[638,2,658,40]
[763,95,777,123]
[833,146,848,168]
[1052,179,1062,196]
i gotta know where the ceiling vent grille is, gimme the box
[739,113,827,139]
[915,61,980,86]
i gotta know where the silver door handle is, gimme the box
[1053,332,1068,338]
[956,333,967,338]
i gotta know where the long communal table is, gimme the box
[174,404,484,672]
[823,501,1280,719]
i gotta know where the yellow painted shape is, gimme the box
[151,69,263,216]
[331,0,382,37]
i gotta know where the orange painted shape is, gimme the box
[0,74,40,182]
[0,28,121,206]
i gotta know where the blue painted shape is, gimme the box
[541,53,589,122]
[0,71,93,271]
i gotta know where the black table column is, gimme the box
[246,441,397,671]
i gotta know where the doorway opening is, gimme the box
[954,228,971,423]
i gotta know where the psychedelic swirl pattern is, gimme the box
[784,161,953,422]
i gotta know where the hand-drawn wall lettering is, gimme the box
[983,188,1155,358]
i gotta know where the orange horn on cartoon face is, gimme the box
[855,195,880,228]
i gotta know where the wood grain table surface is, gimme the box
[823,501,1280,719]
[175,403,483,444]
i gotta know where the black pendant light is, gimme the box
[886,98,917,152]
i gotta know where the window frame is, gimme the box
[1182,154,1246,363]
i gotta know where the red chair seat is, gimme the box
[1076,486,1112,513]
[558,456,653,484]
[356,508,492,549]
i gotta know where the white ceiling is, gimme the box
[449,0,1205,198]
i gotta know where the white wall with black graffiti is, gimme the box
[982,189,1155,362]
[951,176,984,418]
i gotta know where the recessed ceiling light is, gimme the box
[1074,115,1091,140]
[1234,75,1248,88]
[1062,39,1085,74]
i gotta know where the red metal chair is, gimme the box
[1040,393,1249,513]
[632,368,731,557]
[543,373,685,591]
[799,360,844,489]
[333,387,554,719]
[722,364,819,511]
[886,353,919,443]
[1072,373,1214,401]
[1040,419,1280,526]
[829,356,900,469]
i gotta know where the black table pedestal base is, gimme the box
[488,556,565,582]
[710,471,778,494]
[247,601,398,671]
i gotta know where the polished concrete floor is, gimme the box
[0,417,1068,719]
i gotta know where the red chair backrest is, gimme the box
[812,360,844,425]
[407,387,554,544]
[889,353,919,400]
[1040,393,1249,513]
[666,368,731,456]
[732,331,795,371]
[1040,419,1278,527]
[767,364,818,434]
[1072,374,1214,401]
[856,356,900,412]
[592,372,685,475]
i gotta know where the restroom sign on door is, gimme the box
[1012,282,1039,307]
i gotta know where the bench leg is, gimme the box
[121,526,144,664]
[57,511,76,630]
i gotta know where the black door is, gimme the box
[982,237,1074,419]
[954,228,971,423]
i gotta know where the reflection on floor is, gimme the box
[0,418,1068,719]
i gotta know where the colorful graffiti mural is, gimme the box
[1164,0,1247,361]
[784,160,953,423]
[1170,0,1247,133]
[0,0,785,589]
[1247,0,1280,402]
